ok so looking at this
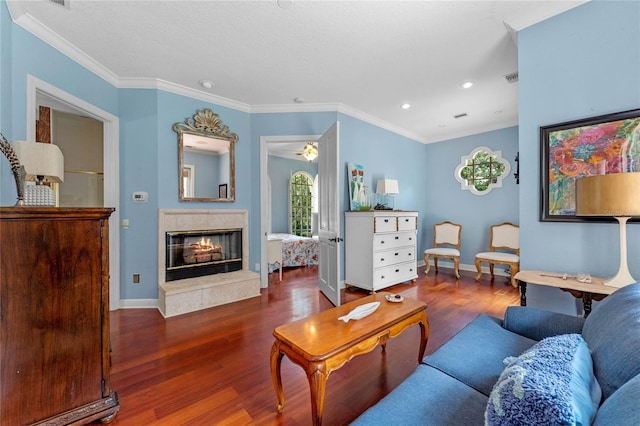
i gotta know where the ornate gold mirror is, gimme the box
[173,108,238,202]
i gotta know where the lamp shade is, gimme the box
[10,141,64,183]
[376,179,399,194]
[576,173,640,217]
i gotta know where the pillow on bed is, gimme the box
[485,333,601,426]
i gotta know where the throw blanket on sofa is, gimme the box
[486,333,601,426]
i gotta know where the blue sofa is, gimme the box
[353,283,640,425]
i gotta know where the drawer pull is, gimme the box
[395,236,399,240]
[384,219,389,223]
[381,275,385,279]
[404,218,409,222]
[395,269,400,273]
[395,252,399,256]
[381,240,385,244]
[408,253,412,256]
[409,237,413,241]
[380,258,385,261]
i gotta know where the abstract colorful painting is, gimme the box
[541,109,640,221]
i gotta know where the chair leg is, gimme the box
[475,258,482,280]
[489,264,495,278]
[424,254,431,275]
[434,257,439,272]
[453,257,460,278]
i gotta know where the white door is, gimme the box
[318,122,341,306]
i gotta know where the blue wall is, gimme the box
[6,0,636,311]
[518,0,640,314]
[424,126,519,267]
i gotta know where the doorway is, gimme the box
[259,135,321,287]
[27,75,121,310]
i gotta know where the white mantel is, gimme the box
[157,209,260,317]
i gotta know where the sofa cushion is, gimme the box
[593,373,640,425]
[582,282,640,400]
[423,315,537,396]
[351,364,488,426]
[485,334,601,426]
[503,306,585,341]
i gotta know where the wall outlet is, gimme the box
[133,273,140,283]
[255,263,260,271]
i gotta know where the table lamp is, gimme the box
[10,141,64,206]
[375,179,399,210]
[576,172,640,287]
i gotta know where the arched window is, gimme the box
[289,171,314,237]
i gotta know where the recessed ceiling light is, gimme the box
[461,81,474,89]
[198,80,214,89]
[401,103,411,109]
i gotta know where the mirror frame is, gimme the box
[173,108,238,202]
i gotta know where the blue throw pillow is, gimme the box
[485,334,601,426]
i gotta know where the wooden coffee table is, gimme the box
[270,292,428,425]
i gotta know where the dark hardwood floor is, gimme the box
[101,266,519,425]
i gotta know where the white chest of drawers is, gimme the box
[345,210,418,292]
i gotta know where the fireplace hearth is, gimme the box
[166,229,242,282]
[158,209,260,318]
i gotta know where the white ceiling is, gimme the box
[8,0,587,145]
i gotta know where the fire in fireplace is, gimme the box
[166,228,242,281]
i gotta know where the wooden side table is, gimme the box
[514,270,617,318]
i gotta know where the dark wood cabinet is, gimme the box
[0,208,119,425]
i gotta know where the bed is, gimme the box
[268,233,319,272]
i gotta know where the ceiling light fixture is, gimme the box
[461,81,474,89]
[198,80,214,89]
[301,142,318,162]
[401,103,411,109]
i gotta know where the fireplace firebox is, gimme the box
[165,228,242,282]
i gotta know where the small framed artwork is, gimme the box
[540,108,640,222]
[219,183,228,199]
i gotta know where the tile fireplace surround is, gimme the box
[157,209,260,317]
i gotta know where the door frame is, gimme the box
[259,134,320,287]
[26,75,121,310]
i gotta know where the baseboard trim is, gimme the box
[116,299,158,310]
[422,259,510,277]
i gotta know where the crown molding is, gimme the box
[119,78,252,113]
[7,4,427,144]
[8,3,120,87]
[251,102,427,144]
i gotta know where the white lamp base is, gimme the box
[25,183,56,206]
[605,217,637,287]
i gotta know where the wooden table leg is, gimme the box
[519,281,527,306]
[270,341,285,413]
[307,362,328,426]
[582,293,593,318]
[417,314,429,363]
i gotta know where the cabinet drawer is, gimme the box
[373,231,416,251]
[373,247,415,268]
[373,261,418,286]
[398,216,417,231]
[398,216,418,231]
[374,216,397,233]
